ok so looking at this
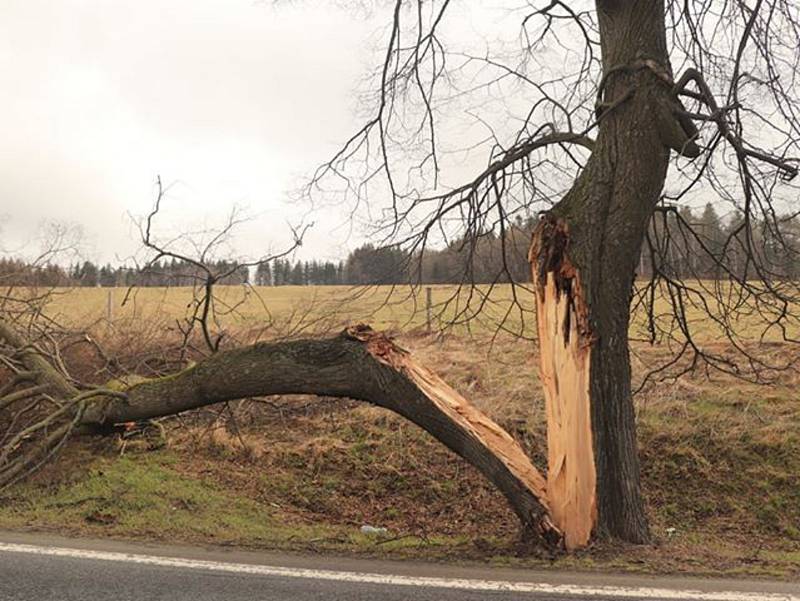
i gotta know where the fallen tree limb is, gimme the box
[78,324,562,547]
[0,320,77,399]
[0,318,561,547]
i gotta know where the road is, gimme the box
[0,532,797,601]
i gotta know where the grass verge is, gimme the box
[1,334,798,578]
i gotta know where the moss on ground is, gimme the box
[2,454,279,543]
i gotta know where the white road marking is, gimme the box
[0,541,797,600]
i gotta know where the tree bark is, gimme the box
[80,325,562,548]
[528,0,681,547]
[0,320,78,399]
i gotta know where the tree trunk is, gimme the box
[80,325,562,548]
[528,0,682,547]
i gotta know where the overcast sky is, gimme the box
[4,2,776,268]
[0,0,390,265]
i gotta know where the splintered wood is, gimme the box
[530,219,597,550]
[347,324,561,543]
[406,360,550,502]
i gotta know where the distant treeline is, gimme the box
[639,204,800,280]
[2,206,798,287]
[0,259,251,288]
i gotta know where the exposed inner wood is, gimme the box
[351,326,558,540]
[530,218,597,551]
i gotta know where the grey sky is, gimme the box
[0,0,386,264]
[3,2,772,268]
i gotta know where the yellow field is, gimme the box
[34,282,800,344]
[43,285,492,335]
[35,284,541,338]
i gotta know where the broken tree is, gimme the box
[526,3,682,546]
[0,319,561,548]
[307,0,799,548]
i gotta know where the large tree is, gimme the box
[306,0,799,547]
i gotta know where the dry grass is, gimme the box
[1,325,798,576]
[1,285,798,576]
[35,282,800,344]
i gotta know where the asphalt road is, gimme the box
[0,532,798,601]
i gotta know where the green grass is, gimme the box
[639,385,800,545]
[1,454,272,542]
[0,446,471,555]
[0,451,378,549]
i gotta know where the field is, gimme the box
[1,284,799,577]
[42,284,539,335]
[40,282,800,344]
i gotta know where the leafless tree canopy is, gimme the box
[308,0,799,382]
[133,177,311,355]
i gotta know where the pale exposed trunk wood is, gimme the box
[530,220,597,550]
[353,328,553,527]
[79,325,563,547]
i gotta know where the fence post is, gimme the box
[106,289,113,322]
[425,286,432,334]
